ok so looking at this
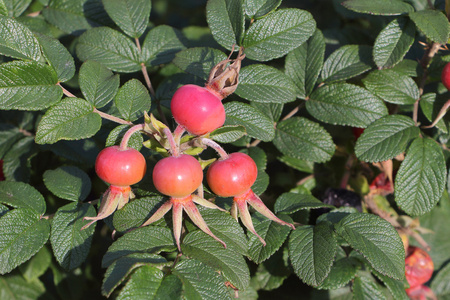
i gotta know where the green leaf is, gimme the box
[224,101,275,141]
[102,0,150,38]
[278,156,314,173]
[35,98,102,144]
[43,166,91,201]
[354,115,420,163]
[50,202,96,271]
[117,265,182,300]
[243,8,315,61]
[0,208,50,274]
[371,269,409,300]
[102,225,176,268]
[352,275,387,300]
[0,60,62,111]
[0,181,46,215]
[0,124,22,158]
[251,102,283,123]
[431,262,450,299]
[76,27,141,73]
[114,79,151,121]
[173,47,227,79]
[0,15,40,60]
[206,0,245,50]
[42,0,111,35]
[317,256,359,290]
[243,146,267,170]
[4,0,32,17]
[362,69,419,105]
[251,248,290,291]
[102,253,168,297]
[173,259,231,300]
[341,0,414,15]
[19,246,51,282]
[321,45,373,83]
[373,17,415,69]
[420,93,448,134]
[0,273,45,299]
[288,222,337,286]
[106,124,144,151]
[409,10,450,45]
[182,230,250,290]
[2,136,37,182]
[274,192,334,214]
[112,196,165,232]
[247,213,292,264]
[142,25,186,66]
[197,206,248,255]
[79,60,120,108]
[335,213,405,280]
[35,33,75,83]
[307,83,388,127]
[0,0,6,16]
[210,125,246,143]
[244,0,282,19]
[235,64,297,104]
[274,117,335,163]
[395,137,447,216]
[285,29,325,98]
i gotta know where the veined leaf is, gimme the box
[274,117,335,163]
[335,213,405,280]
[50,202,96,270]
[0,15,40,60]
[288,222,337,286]
[431,262,450,299]
[243,8,316,61]
[210,125,246,143]
[0,181,46,215]
[0,60,62,111]
[395,137,447,216]
[342,0,414,15]
[0,208,50,274]
[19,246,51,282]
[373,17,415,69]
[106,124,144,151]
[142,25,186,67]
[409,10,450,45]
[102,0,150,38]
[274,192,334,214]
[0,273,45,299]
[307,83,388,127]
[245,0,282,19]
[235,64,297,104]
[355,115,419,162]
[114,79,151,122]
[206,0,245,50]
[35,98,102,144]
[43,166,91,201]
[76,27,141,73]
[173,47,227,80]
[4,0,32,17]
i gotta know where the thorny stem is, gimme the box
[57,82,133,125]
[364,195,430,251]
[163,128,179,157]
[414,42,442,125]
[201,138,229,159]
[120,124,145,150]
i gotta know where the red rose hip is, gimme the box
[206,152,257,197]
[152,154,203,198]
[405,246,434,288]
[442,62,450,90]
[95,146,147,187]
[171,84,225,136]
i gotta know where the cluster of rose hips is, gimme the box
[404,246,435,300]
[83,48,294,251]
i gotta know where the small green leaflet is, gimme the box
[43,166,92,201]
[0,60,62,111]
[0,273,45,299]
[102,0,151,38]
[114,79,151,122]
[0,15,40,61]
[342,0,414,15]
[35,98,102,144]
[210,125,246,143]
[395,137,447,216]
[373,17,415,69]
[206,0,245,50]
[173,47,227,80]
[243,8,316,61]
[274,192,334,214]
[4,0,32,17]
[352,275,387,300]
[0,181,46,215]
[244,0,282,19]
[355,115,419,163]
[409,10,450,45]
[106,124,144,151]
[307,83,388,127]
[0,208,50,275]
[19,246,52,282]
[431,262,450,299]
[274,117,335,163]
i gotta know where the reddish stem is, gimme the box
[173,125,186,149]
[201,138,229,159]
[120,124,145,150]
[163,128,179,157]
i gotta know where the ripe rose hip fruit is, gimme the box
[95,146,147,187]
[152,154,203,198]
[82,146,146,230]
[405,246,434,289]
[406,285,436,300]
[207,152,294,245]
[351,127,364,140]
[442,62,450,90]
[171,84,225,136]
[206,152,257,197]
